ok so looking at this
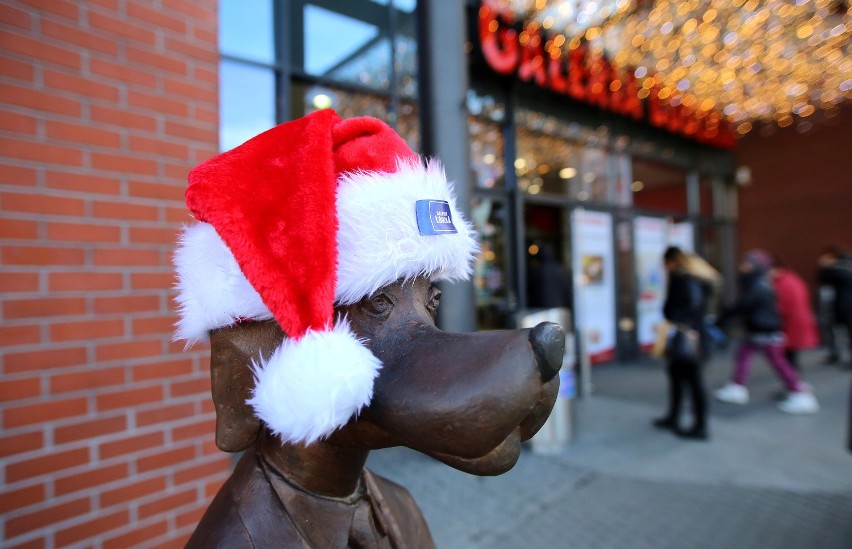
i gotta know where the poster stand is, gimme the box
[517,308,575,454]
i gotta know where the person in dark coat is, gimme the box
[653,246,711,440]
[818,246,852,367]
[527,243,573,310]
[714,250,819,414]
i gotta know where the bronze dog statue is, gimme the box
[186,277,563,547]
[173,110,564,547]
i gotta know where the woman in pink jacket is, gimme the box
[772,263,819,370]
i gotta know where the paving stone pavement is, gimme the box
[367,350,852,548]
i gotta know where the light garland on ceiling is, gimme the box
[501,0,851,135]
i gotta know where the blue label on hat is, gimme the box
[415,200,457,236]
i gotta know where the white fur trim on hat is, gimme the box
[173,158,478,337]
[173,222,272,344]
[246,319,382,445]
[335,158,479,305]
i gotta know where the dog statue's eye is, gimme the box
[426,286,441,317]
[363,293,394,320]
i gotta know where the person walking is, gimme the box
[818,246,852,367]
[714,250,819,414]
[772,261,819,370]
[653,246,713,440]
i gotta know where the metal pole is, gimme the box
[416,0,477,332]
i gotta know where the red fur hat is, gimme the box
[174,109,478,444]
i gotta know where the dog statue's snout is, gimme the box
[529,322,565,382]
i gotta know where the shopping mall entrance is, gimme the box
[468,88,737,363]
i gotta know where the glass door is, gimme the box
[524,204,572,311]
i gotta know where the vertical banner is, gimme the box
[634,216,669,350]
[571,209,616,364]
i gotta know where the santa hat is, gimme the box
[173,109,478,445]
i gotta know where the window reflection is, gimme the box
[467,88,506,190]
[515,109,632,204]
[394,25,418,97]
[470,197,509,330]
[295,83,420,151]
[218,0,275,64]
[515,109,589,197]
[219,1,420,152]
[467,90,505,122]
[297,82,388,119]
[573,147,609,203]
[219,60,276,152]
[395,101,420,152]
[303,5,391,90]
[368,0,417,11]
[469,117,504,190]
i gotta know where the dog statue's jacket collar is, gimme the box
[185,450,434,548]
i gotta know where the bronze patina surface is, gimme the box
[187,277,564,548]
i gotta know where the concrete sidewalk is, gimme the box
[367,350,852,548]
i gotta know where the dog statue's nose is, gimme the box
[529,322,564,382]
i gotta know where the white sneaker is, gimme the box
[714,383,749,404]
[778,391,819,414]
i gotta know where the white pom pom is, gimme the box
[246,319,382,445]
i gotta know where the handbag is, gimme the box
[651,320,670,359]
[665,324,701,362]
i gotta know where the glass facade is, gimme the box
[217,0,737,360]
[471,197,510,329]
[471,92,734,358]
[467,89,507,191]
[300,5,391,88]
[219,0,275,64]
[219,60,276,152]
[218,0,419,152]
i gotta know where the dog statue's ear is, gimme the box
[209,320,284,452]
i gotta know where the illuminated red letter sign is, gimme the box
[585,54,613,110]
[518,28,547,87]
[610,70,643,120]
[479,2,519,75]
[476,1,736,149]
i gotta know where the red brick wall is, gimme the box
[0,1,227,547]
[735,107,852,288]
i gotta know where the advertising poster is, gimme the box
[634,216,669,350]
[668,221,695,252]
[571,209,616,364]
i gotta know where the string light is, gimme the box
[503,0,851,135]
